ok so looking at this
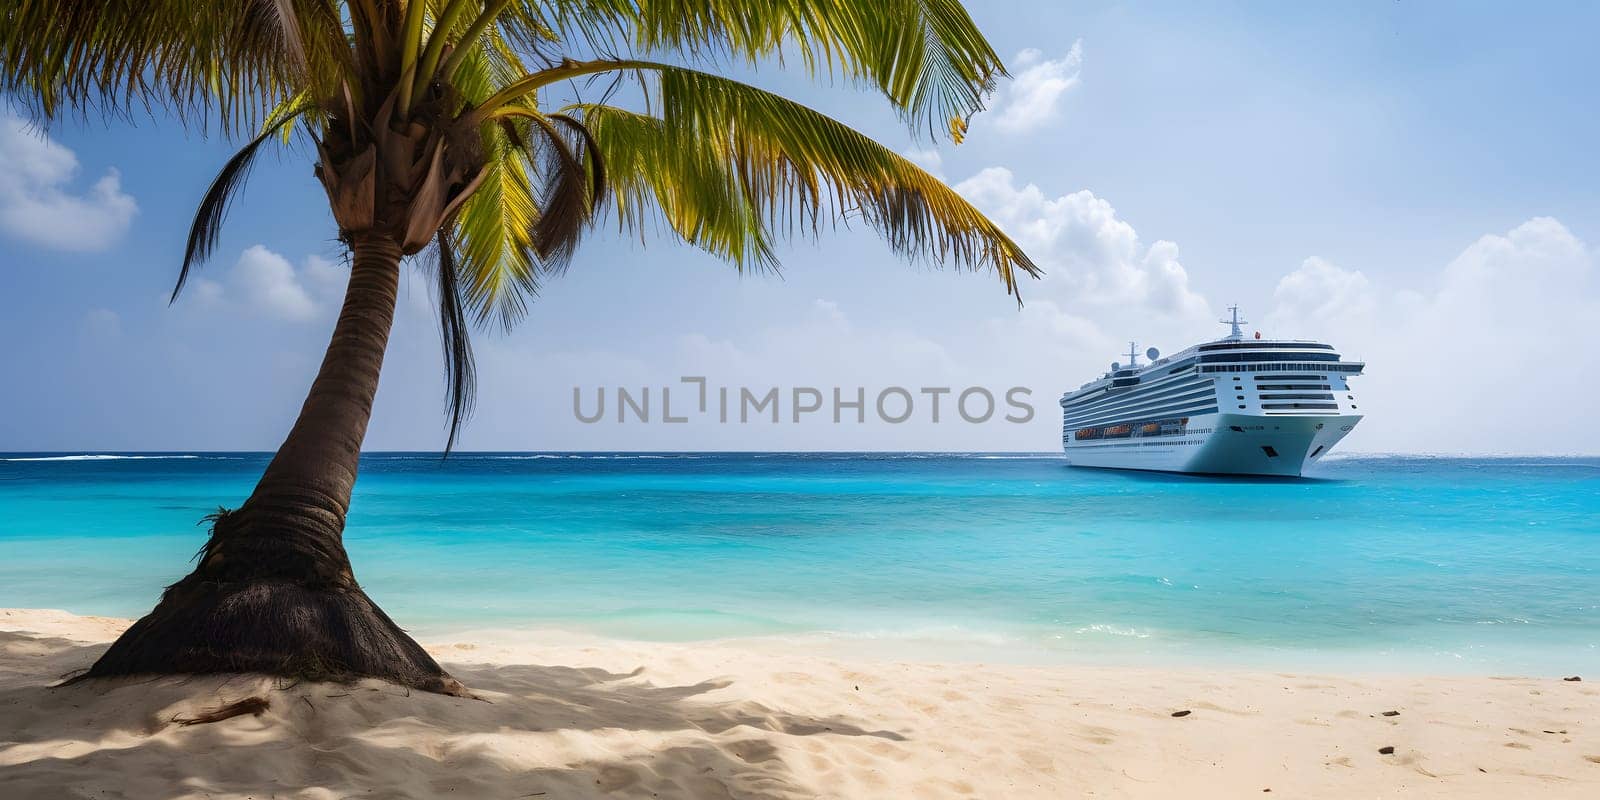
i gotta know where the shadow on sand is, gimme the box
[0,630,905,799]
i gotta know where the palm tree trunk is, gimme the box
[81,234,465,696]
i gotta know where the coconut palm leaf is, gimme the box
[174,101,315,301]
[454,125,541,327]
[429,227,476,455]
[580,104,780,271]
[0,0,347,132]
[552,62,1039,296]
[529,0,1006,137]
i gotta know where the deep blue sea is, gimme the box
[2,452,1596,674]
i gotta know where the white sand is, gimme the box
[2,608,1597,799]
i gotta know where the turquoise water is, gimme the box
[2,452,1597,674]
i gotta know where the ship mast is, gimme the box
[1220,305,1248,340]
[1124,341,1141,368]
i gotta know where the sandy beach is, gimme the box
[0,609,1594,798]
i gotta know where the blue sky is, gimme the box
[2,1,1597,453]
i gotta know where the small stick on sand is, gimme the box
[173,697,270,726]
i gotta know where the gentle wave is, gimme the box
[2,454,203,462]
[1072,624,1155,639]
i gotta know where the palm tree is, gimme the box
[2,1,1038,695]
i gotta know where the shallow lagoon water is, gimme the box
[2,452,1596,674]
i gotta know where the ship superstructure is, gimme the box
[1059,308,1363,476]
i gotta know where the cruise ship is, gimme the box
[1059,308,1364,476]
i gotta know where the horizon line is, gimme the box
[4,449,1600,459]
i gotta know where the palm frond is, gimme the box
[408,0,482,111]
[526,112,603,272]
[430,227,476,456]
[448,108,605,328]
[445,23,533,109]
[0,0,343,132]
[578,105,779,271]
[527,0,1007,139]
[569,63,1039,297]
[453,124,540,327]
[174,102,313,302]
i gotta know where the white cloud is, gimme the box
[956,167,1211,323]
[0,113,137,251]
[1267,217,1597,454]
[1266,256,1376,332]
[197,245,345,322]
[989,41,1084,134]
[234,245,318,321]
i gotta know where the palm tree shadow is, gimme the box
[0,629,905,799]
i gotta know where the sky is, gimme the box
[2,0,1598,454]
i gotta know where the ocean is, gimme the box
[1,452,1596,675]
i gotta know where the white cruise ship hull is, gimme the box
[1059,325,1366,477]
[1064,413,1362,477]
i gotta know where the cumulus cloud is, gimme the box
[1267,217,1597,453]
[234,246,319,320]
[0,113,137,251]
[956,167,1211,323]
[1265,256,1376,332]
[197,245,344,321]
[988,41,1084,134]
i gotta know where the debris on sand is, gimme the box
[174,696,270,726]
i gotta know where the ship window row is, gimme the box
[1253,374,1324,381]
[1198,341,1334,351]
[1071,410,1218,441]
[1065,400,1221,431]
[1202,363,1362,373]
[1061,376,1209,415]
[1068,439,1206,449]
[1255,384,1330,391]
[1063,387,1215,427]
[1200,352,1341,363]
[1261,402,1340,410]
[1073,416,1193,441]
[1257,393,1336,400]
[1066,404,1218,433]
